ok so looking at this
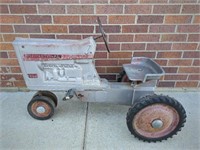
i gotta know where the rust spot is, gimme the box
[77,94,84,98]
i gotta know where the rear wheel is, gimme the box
[126,95,186,142]
[118,70,142,84]
[27,95,55,120]
[118,70,130,82]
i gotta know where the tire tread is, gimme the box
[126,94,186,142]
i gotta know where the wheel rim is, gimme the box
[133,103,180,138]
[31,101,52,118]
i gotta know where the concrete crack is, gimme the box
[82,102,89,150]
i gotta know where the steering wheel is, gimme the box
[94,17,110,53]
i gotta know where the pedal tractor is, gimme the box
[13,17,186,142]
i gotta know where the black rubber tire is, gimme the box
[126,94,186,142]
[27,95,55,120]
[117,70,130,82]
[118,70,142,84]
[33,91,58,107]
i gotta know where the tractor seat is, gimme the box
[123,57,165,83]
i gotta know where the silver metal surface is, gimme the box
[132,80,157,105]
[75,82,133,105]
[123,57,165,83]
[58,81,158,106]
[13,37,165,106]
[151,119,164,128]
[13,37,101,91]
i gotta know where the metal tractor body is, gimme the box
[12,18,186,142]
[13,37,163,105]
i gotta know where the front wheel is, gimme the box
[126,95,186,142]
[27,95,55,120]
[33,91,58,107]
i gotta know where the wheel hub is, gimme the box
[151,119,163,129]
[31,101,52,118]
[36,106,46,114]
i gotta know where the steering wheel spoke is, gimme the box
[96,17,110,53]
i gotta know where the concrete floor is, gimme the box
[0,90,200,150]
